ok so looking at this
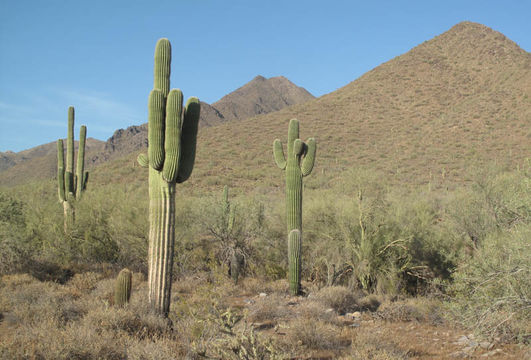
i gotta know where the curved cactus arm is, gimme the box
[154,38,171,96]
[162,89,183,182]
[75,125,87,198]
[137,153,149,168]
[83,171,89,190]
[273,139,286,169]
[57,139,65,202]
[293,139,304,156]
[65,106,75,197]
[301,138,316,177]
[176,97,200,183]
[148,89,165,170]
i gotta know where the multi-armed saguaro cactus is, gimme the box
[114,268,133,307]
[57,106,88,231]
[137,38,200,317]
[273,119,316,295]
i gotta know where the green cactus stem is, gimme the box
[273,119,316,295]
[114,268,133,307]
[137,38,200,317]
[56,106,88,232]
[288,229,301,293]
[231,251,244,284]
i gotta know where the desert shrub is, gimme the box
[1,321,125,360]
[304,169,460,295]
[313,286,362,314]
[0,275,84,326]
[449,224,531,343]
[0,192,32,274]
[247,293,289,323]
[348,331,408,359]
[286,318,348,350]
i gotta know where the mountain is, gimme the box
[142,21,528,191]
[0,138,105,187]
[0,76,315,185]
[212,75,315,122]
[2,22,529,190]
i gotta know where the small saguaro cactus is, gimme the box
[137,38,200,317]
[114,268,133,307]
[57,106,88,231]
[273,119,316,295]
[221,186,244,284]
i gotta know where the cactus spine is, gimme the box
[114,268,132,307]
[273,119,316,295]
[57,106,88,231]
[137,38,200,317]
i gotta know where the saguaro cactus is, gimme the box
[137,38,200,317]
[57,106,88,231]
[273,119,316,295]
[114,268,133,307]
[221,186,243,284]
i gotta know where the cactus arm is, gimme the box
[65,106,75,197]
[154,38,171,96]
[293,139,304,156]
[288,229,302,295]
[176,97,200,183]
[75,125,87,198]
[301,138,316,176]
[83,171,89,190]
[148,89,165,170]
[137,153,149,168]
[57,139,65,202]
[273,139,286,169]
[162,89,183,182]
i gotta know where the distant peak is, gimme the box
[444,21,498,35]
[252,75,266,81]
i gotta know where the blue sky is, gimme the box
[1,0,529,152]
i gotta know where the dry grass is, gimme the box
[1,272,529,359]
[312,285,364,314]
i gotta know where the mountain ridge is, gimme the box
[0,75,315,183]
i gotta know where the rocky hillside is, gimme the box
[0,76,314,185]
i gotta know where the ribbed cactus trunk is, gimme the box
[288,229,301,292]
[138,38,200,317]
[147,167,176,314]
[57,106,88,232]
[273,119,316,295]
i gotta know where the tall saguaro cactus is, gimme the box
[57,106,88,231]
[273,119,316,295]
[137,38,200,317]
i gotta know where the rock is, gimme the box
[455,335,470,345]
[349,323,360,328]
[346,311,361,319]
[479,341,493,350]
[252,321,275,330]
[243,299,255,305]
[480,349,503,357]
[467,333,475,340]
[324,308,334,314]
[450,350,469,358]
[259,292,267,298]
